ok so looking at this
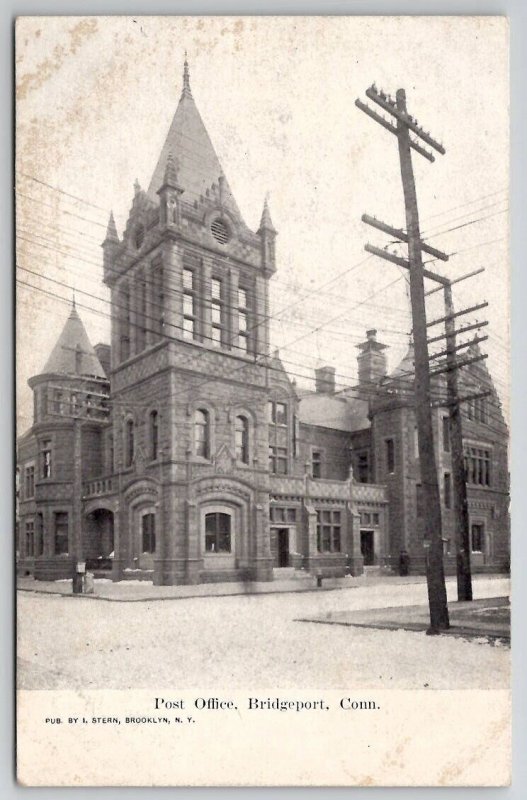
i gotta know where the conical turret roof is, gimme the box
[147,61,242,219]
[41,305,107,378]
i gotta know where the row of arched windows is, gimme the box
[122,409,251,468]
[124,411,159,468]
[193,409,250,464]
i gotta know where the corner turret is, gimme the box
[257,195,277,273]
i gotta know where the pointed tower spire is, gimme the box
[104,211,119,244]
[258,194,276,233]
[182,53,192,97]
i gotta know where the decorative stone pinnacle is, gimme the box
[258,193,276,233]
[182,55,191,96]
[104,210,119,243]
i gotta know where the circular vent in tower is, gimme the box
[211,217,230,245]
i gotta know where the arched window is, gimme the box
[125,419,134,467]
[194,409,210,459]
[205,512,231,553]
[150,410,159,460]
[235,415,249,464]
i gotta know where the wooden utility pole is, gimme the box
[394,89,449,631]
[426,281,489,602]
[444,284,472,601]
[356,84,450,631]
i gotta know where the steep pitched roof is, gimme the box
[147,67,242,220]
[41,305,106,378]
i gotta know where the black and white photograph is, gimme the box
[15,15,511,786]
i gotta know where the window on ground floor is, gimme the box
[471,522,485,553]
[54,512,69,555]
[204,512,231,553]
[142,513,156,554]
[316,509,342,553]
[25,519,34,557]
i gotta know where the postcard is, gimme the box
[16,15,510,786]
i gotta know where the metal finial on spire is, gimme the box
[183,53,192,96]
[72,288,76,309]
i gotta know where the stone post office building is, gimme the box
[16,64,510,584]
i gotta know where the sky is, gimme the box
[16,16,509,433]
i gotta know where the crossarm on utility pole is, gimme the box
[427,320,489,345]
[362,214,449,261]
[366,86,446,154]
[365,243,450,284]
[426,301,489,328]
[429,335,489,361]
[425,267,485,296]
[429,352,488,377]
[355,99,435,162]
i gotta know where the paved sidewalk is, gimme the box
[297,596,510,643]
[17,571,508,603]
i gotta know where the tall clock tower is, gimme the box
[102,60,277,585]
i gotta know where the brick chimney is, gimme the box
[315,365,336,394]
[357,329,387,389]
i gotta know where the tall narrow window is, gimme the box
[183,268,197,340]
[471,523,484,553]
[120,284,131,361]
[211,277,225,347]
[237,286,250,354]
[25,520,35,557]
[385,438,395,474]
[312,450,322,479]
[194,409,210,459]
[70,392,80,416]
[108,433,114,472]
[150,410,159,460]
[444,472,452,509]
[24,465,35,498]
[40,440,52,479]
[142,513,156,554]
[442,416,450,452]
[125,419,134,467]
[54,512,69,555]
[316,510,342,553]
[356,452,369,483]
[152,264,164,341]
[136,274,147,352]
[416,483,423,518]
[35,513,44,557]
[53,389,63,415]
[235,415,249,464]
